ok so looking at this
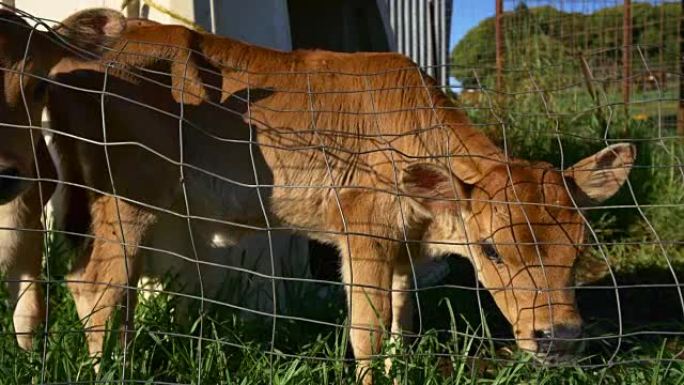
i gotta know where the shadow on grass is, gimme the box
[274,243,684,359]
[426,256,684,361]
[577,263,684,357]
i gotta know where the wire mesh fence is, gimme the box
[0,1,681,384]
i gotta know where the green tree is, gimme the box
[450,3,680,90]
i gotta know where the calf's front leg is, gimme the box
[339,233,395,385]
[1,139,56,350]
[67,195,154,363]
[1,195,45,351]
[384,264,414,378]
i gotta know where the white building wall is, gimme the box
[11,0,292,51]
[143,0,195,26]
[12,0,121,23]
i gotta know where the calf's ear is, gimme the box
[400,163,472,216]
[564,143,636,204]
[54,8,126,55]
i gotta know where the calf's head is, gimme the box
[0,8,125,203]
[403,143,635,362]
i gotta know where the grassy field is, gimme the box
[1,75,683,383]
[1,296,683,385]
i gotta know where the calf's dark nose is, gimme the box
[534,324,582,354]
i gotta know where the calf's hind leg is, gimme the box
[67,196,154,361]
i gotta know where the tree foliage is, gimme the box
[451,2,680,89]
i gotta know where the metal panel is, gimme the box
[426,0,434,77]
[440,0,448,86]
[418,0,425,71]
[403,0,410,59]
[380,0,397,51]
[378,0,453,87]
[411,0,418,61]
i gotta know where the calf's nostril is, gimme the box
[533,329,553,352]
[534,324,582,341]
[533,329,552,340]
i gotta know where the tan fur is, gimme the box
[0,183,48,350]
[0,9,636,383]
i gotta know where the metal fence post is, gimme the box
[125,0,141,18]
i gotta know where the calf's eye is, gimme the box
[481,241,502,264]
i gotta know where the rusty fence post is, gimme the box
[623,0,632,118]
[679,0,684,137]
[659,1,665,89]
[495,0,504,95]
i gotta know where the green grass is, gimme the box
[1,265,683,385]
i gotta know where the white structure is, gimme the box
[7,0,293,50]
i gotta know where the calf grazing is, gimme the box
[0,8,635,383]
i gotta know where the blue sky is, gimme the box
[448,0,627,49]
[448,1,495,89]
[450,1,494,49]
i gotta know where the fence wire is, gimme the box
[0,2,682,384]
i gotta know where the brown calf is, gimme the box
[0,9,635,383]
